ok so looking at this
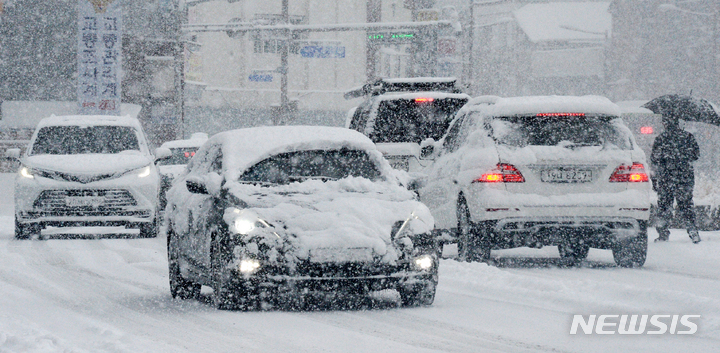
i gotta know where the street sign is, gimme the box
[299,45,345,59]
[367,32,416,44]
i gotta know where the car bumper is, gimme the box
[14,173,159,227]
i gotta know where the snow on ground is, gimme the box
[0,172,719,352]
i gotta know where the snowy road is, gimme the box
[1,172,718,352]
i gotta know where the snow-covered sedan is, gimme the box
[164,126,438,310]
[11,115,165,239]
[418,96,651,267]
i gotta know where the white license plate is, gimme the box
[65,196,105,207]
[541,169,592,183]
[310,247,374,263]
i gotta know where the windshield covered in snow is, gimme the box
[488,116,632,149]
[157,147,198,166]
[370,98,467,143]
[239,149,382,185]
[30,126,140,155]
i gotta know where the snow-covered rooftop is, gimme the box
[489,95,622,117]
[513,2,611,43]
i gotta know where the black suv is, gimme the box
[345,77,469,172]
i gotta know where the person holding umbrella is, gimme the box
[650,114,701,243]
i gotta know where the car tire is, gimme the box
[612,221,648,268]
[558,238,590,265]
[457,197,491,262]
[15,219,40,240]
[398,275,438,307]
[167,227,201,300]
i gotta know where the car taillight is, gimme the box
[474,163,525,183]
[609,163,649,182]
[415,97,434,103]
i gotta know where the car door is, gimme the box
[418,113,470,230]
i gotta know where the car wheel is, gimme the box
[167,227,201,300]
[557,238,590,265]
[15,219,40,240]
[612,221,648,268]
[457,197,491,262]
[399,274,438,307]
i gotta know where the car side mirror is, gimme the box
[154,147,172,164]
[205,172,224,196]
[419,138,436,160]
[186,177,208,194]
[4,148,21,160]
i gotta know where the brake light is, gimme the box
[475,163,525,183]
[184,151,196,158]
[640,126,654,134]
[609,163,649,182]
[536,113,585,117]
[415,97,434,103]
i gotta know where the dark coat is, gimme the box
[650,128,699,184]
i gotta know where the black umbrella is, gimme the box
[643,94,720,126]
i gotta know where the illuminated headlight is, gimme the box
[414,255,434,270]
[137,165,152,178]
[233,218,256,235]
[238,258,261,274]
[19,167,34,179]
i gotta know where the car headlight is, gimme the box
[137,165,152,178]
[238,258,261,274]
[19,166,34,179]
[224,208,276,236]
[413,254,434,270]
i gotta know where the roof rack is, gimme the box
[344,77,461,99]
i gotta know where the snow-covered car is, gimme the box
[156,132,208,209]
[164,126,438,310]
[418,96,652,267]
[11,115,164,239]
[345,77,469,173]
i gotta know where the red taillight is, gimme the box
[184,151,196,158]
[609,163,649,182]
[415,97,434,103]
[475,163,525,183]
[640,126,654,134]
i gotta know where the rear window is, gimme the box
[30,125,140,155]
[488,116,632,150]
[157,147,199,166]
[239,149,382,185]
[370,97,468,143]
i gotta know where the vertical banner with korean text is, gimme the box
[77,0,122,115]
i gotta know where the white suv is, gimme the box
[11,115,165,239]
[418,96,651,267]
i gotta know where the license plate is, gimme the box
[65,196,104,207]
[310,247,374,263]
[541,169,592,183]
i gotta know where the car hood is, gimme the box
[225,177,433,262]
[24,153,152,182]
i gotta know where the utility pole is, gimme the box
[366,0,381,80]
[279,0,290,124]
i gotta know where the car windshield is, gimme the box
[488,116,632,150]
[370,97,467,143]
[30,125,140,155]
[157,147,199,166]
[239,149,382,185]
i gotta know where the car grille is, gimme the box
[293,261,399,278]
[33,189,137,211]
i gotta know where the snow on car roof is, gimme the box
[35,115,144,129]
[208,126,380,177]
[382,77,457,84]
[489,95,622,117]
[160,132,209,149]
[376,91,470,101]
